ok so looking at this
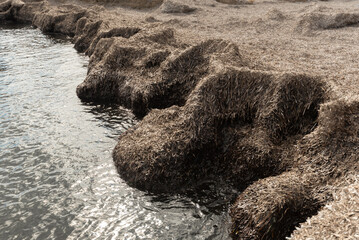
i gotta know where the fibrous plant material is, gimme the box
[230,171,321,239]
[79,0,164,9]
[231,98,359,239]
[113,68,326,193]
[0,0,24,20]
[160,0,197,13]
[296,6,359,34]
[77,34,249,117]
[216,0,254,5]
[2,0,359,239]
[290,175,359,240]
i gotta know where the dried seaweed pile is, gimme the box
[295,6,359,35]
[231,98,359,239]
[77,32,249,117]
[81,0,164,9]
[290,174,359,239]
[113,69,326,193]
[2,0,359,239]
[0,0,24,20]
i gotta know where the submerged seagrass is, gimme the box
[2,0,359,239]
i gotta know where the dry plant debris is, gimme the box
[2,0,359,239]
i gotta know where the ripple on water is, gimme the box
[0,24,230,240]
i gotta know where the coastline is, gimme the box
[1,0,359,239]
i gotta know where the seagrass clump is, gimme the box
[86,27,141,56]
[0,0,12,13]
[79,0,164,9]
[230,98,359,239]
[5,2,107,51]
[4,2,358,238]
[160,0,197,14]
[113,66,326,192]
[259,74,325,143]
[290,175,359,239]
[296,6,359,34]
[0,0,24,20]
[230,171,321,239]
[32,5,87,36]
[77,36,248,117]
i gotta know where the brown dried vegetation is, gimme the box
[2,0,359,239]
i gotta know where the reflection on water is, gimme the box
[0,24,230,240]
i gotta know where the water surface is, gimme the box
[0,24,230,239]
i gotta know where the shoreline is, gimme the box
[1,0,359,239]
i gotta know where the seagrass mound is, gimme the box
[290,175,359,239]
[160,0,196,13]
[77,37,249,117]
[231,98,359,239]
[2,0,359,239]
[296,6,359,34]
[8,0,247,118]
[215,0,254,5]
[0,0,24,20]
[79,0,163,9]
[113,68,326,192]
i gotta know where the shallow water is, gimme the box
[0,24,230,240]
